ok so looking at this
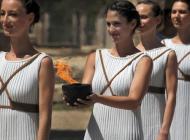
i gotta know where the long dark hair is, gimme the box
[21,0,40,25]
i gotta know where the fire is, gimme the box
[55,59,78,84]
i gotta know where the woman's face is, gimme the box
[171,1,190,30]
[0,0,33,37]
[136,4,160,34]
[106,10,134,44]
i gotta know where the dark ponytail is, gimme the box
[22,0,40,25]
[105,0,140,29]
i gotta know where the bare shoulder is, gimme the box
[39,56,54,82]
[85,51,96,66]
[168,50,177,61]
[138,55,153,66]
[166,50,177,68]
[87,51,96,61]
[40,56,54,69]
[135,55,153,74]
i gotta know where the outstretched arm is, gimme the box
[157,51,177,140]
[38,57,55,140]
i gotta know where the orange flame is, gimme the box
[55,59,78,84]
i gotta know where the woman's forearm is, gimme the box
[160,92,176,134]
[92,94,141,110]
[37,112,52,140]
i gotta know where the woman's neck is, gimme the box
[9,36,36,58]
[137,30,163,51]
[111,39,139,57]
[173,29,190,44]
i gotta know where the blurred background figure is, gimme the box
[136,1,177,140]
[163,0,190,140]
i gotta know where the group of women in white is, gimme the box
[81,0,190,140]
[136,0,190,140]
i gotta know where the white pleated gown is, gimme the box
[141,47,172,140]
[84,49,148,140]
[164,39,190,140]
[0,52,48,140]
